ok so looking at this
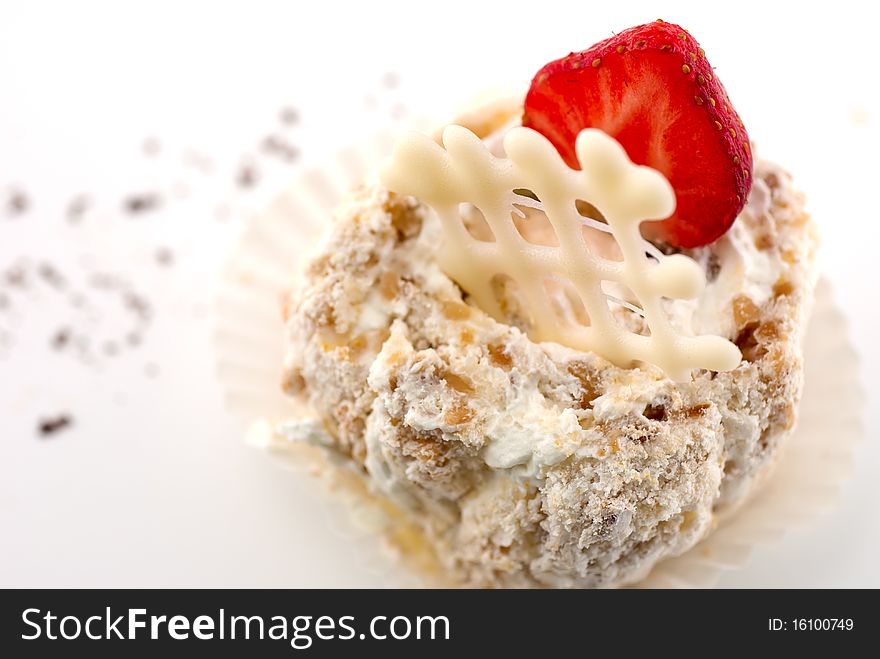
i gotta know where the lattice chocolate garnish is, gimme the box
[381,125,741,381]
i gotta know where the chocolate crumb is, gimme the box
[52,327,71,350]
[5,265,27,288]
[89,272,122,290]
[122,292,152,321]
[261,135,300,163]
[124,193,161,214]
[0,292,9,310]
[126,331,142,347]
[103,340,119,356]
[66,194,91,223]
[236,163,259,188]
[5,188,29,217]
[155,247,174,267]
[38,414,73,437]
[279,106,299,125]
[38,262,66,289]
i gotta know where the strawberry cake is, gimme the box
[275,21,818,587]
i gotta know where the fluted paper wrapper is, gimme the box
[214,129,863,588]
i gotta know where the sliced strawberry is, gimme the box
[523,20,752,248]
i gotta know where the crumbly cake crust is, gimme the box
[280,140,818,588]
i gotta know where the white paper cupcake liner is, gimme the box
[214,133,864,589]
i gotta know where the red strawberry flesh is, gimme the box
[523,20,752,248]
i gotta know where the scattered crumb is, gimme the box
[38,262,66,289]
[122,291,151,321]
[38,414,73,437]
[0,260,154,370]
[155,247,174,267]
[279,106,299,125]
[5,188,29,217]
[89,271,123,290]
[236,162,259,188]
[51,327,71,350]
[124,193,162,214]
[66,194,91,223]
[4,265,27,288]
[261,134,300,163]
[3,93,324,433]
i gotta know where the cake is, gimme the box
[274,20,819,588]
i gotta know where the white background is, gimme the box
[1,0,877,587]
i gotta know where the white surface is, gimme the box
[0,0,877,587]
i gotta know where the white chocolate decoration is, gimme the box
[380,125,741,382]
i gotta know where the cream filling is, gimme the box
[481,389,582,479]
[670,179,781,340]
